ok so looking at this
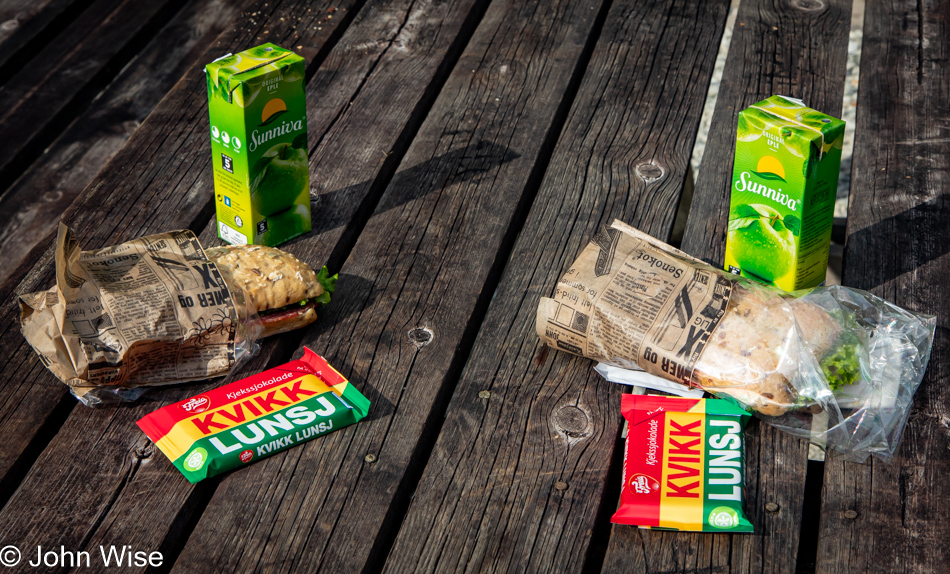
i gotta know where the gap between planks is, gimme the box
[356,0,617,569]
[0,0,194,201]
[0,0,94,88]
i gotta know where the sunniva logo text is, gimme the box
[734,171,798,211]
[249,117,304,152]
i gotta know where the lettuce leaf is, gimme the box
[315,266,336,306]
[820,337,862,391]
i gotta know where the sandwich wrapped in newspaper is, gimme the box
[18,224,263,405]
[537,220,935,461]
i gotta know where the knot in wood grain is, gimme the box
[554,406,589,438]
[408,327,433,347]
[478,390,491,399]
[635,162,664,182]
[843,509,858,519]
[789,0,827,13]
[554,481,569,491]
[364,453,378,463]
[765,502,780,513]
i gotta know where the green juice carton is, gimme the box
[205,43,311,246]
[724,95,845,291]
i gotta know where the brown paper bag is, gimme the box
[537,219,733,385]
[19,224,248,403]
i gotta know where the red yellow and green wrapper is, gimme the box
[137,348,369,483]
[612,394,752,532]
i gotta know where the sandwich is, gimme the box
[536,221,935,459]
[207,245,336,337]
[690,284,842,416]
[536,219,858,418]
[18,226,339,402]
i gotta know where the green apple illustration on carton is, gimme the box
[252,137,309,216]
[726,203,800,283]
[726,152,801,284]
[256,202,310,245]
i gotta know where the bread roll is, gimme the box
[693,284,841,416]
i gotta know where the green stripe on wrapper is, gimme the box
[173,389,367,483]
[702,407,753,532]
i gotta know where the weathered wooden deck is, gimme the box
[0,0,946,572]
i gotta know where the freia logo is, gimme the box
[180,396,210,413]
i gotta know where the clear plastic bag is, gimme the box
[537,220,936,462]
[754,286,935,462]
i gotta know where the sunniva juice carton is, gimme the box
[724,96,845,291]
[206,43,311,247]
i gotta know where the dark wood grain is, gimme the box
[816,1,950,573]
[0,0,188,196]
[2,0,936,571]
[600,0,853,572]
[0,0,495,567]
[380,1,728,572]
[0,0,244,286]
[0,0,355,517]
[0,0,90,83]
[171,0,608,571]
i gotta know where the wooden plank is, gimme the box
[0,0,355,510]
[600,0,854,572]
[816,1,950,572]
[171,0,608,571]
[0,0,493,566]
[0,0,245,287]
[0,0,352,299]
[0,0,188,195]
[0,0,90,82]
[380,1,728,572]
